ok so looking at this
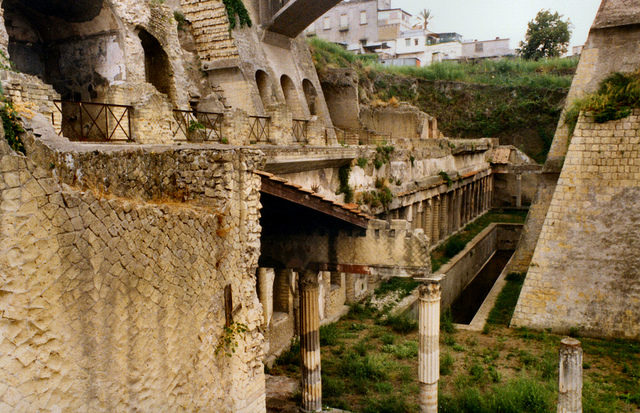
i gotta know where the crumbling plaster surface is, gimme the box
[512,112,640,339]
[0,116,267,411]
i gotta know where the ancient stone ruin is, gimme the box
[0,0,637,411]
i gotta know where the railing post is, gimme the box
[558,338,582,413]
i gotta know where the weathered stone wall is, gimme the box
[0,121,267,411]
[512,112,640,339]
[360,104,437,140]
[510,0,640,273]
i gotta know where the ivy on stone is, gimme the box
[223,0,252,30]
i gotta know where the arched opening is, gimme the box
[302,79,318,116]
[255,70,272,112]
[138,29,174,102]
[280,74,303,118]
[2,0,125,101]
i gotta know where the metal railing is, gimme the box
[52,100,133,142]
[292,118,308,143]
[172,109,223,142]
[249,115,271,143]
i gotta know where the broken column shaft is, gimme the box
[299,270,322,412]
[558,337,583,413]
[419,281,441,413]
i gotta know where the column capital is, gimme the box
[299,270,319,289]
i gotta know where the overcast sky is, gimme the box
[392,0,602,52]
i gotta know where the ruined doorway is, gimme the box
[280,74,303,118]
[2,0,125,101]
[302,79,317,116]
[139,29,175,103]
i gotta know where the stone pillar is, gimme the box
[299,271,322,412]
[416,201,424,231]
[558,338,583,413]
[257,268,275,327]
[454,188,462,231]
[464,185,470,224]
[516,173,522,208]
[489,175,494,210]
[440,193,449,239]
[418,281,441,413]
[423,200,432,240]
[431,195,440,243]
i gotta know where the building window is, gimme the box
[360,11,367,25]
[475,42,484,52]
[339,14,348,30]
[405,38,411,47]
[414,39,419,46]
[323,17,331,30]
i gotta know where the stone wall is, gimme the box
[0,120,267,411]
[510,0,640,274]
[511,112,640,339]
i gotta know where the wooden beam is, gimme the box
[260,176,369,229]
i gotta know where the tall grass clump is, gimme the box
[486,272,526,326]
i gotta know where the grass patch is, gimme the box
[380,313,418,334]
[431,209,528,272]
[486,272,526,326]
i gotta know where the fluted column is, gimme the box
[558,338,582,413]
[516,173,522,208]
[299,271,322,412]
[419,281,441,413]
[424,200,433,241]
[440,193,449,238]
[431,195,440,243]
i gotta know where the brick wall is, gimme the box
[512,111,640,339]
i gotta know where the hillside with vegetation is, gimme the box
[309,38,579,163]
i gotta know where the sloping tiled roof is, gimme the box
[256,170,372,228]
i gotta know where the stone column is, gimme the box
[455,189,461,230]
[418,281,441,413]
[558,338,583,413]
[257,268,275,327]
[440,193,449,239]
[431,195,440,243]
[424,200,433,240]
[464,184,471,223]
[299,271,322,412]
[516,173,522,208]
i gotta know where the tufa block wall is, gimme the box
[0,125,267,411]
[511,112,640,339]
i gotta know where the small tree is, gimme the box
[518,10,571,60]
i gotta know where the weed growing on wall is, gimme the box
[1,98,25,154]
[439,171,453,187]
[214,322,248,357]
[223,0,252,30]
[565,69,640,137]
[337,164,354,203]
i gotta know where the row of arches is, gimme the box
[255,70,318,118]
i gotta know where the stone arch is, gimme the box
[302,79,318,116]
[138,28,175,103]
[280,74,303,118]
[2,0,126,101]
[255,69,273,111]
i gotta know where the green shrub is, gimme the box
[381,340,418,359]
[1,100,24,154]
[441,309,456,334]
[362,395,416,413]
[380,333,395,345]
[357,157,368,168]
[339,352,388,381]
[274,338,300,372]
[337,164,354,203]
[444,237,466,258]
[222,0,252,29]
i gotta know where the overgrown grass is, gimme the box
[486,272,526,326]
[431,209,528,272]
[309,37,576,89]
[271,296,639,413]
